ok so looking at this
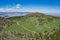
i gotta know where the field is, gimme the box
[6,15,60,33]
[0,12,60,40]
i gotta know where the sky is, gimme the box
[0,0,60,13]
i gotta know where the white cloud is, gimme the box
[0,5,60,14]
[15,4,21,8]
[0,4,22,12]
[0,8,5,12]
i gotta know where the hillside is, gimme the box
[6,12,60,32]
[0,12,60,40]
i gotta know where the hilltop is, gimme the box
[4,12,60,32]
[0,12,60,40]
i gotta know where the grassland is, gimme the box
[0,12,60,40]
[5,13,60,33]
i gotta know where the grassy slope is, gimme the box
[5,13,60,34]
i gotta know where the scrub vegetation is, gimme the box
[0,12,60,40]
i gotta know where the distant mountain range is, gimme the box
[44,13,60,17]
[0,12,31,18]
[0,12,60,18]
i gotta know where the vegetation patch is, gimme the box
[0,13,60,40]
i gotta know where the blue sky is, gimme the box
[0,0,60,13]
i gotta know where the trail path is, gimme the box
[16,22,39,34]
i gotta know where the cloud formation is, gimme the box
[15,4,21,8]
[0,8,5,12]
[0,4,22,12]
[0,4,60,14]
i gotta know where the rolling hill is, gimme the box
[0,12,60,40]
[5,12,60,33]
